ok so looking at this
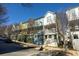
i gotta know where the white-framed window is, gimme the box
[45,35,47,39]
[39,21,42,26]
[75,26,79,30]
[49,35,52,38]
[54,34,57,39]
[73,34,78,39]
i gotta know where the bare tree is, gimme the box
[0,4,7,25]
[0,25,8,37]
[56,11,69,51]
[27,18,35,34]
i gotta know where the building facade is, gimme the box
[33,17,44,45]
[66,7,79,50]
[43,11,58,47]
[6,11,62,47]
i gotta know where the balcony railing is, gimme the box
[44,28,56,34]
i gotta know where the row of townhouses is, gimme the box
[2,7,79,50]
[10,11,59,47]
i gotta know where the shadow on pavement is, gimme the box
[32,50,74,56]
[0,40,34,54]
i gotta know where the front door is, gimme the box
[44,34,58,47]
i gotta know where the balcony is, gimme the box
[70,26,79,31]
[44,28,56,34]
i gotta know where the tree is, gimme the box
[56,11,69,51]
[27,18,35,34]
[0,25,7,36]
[0,4,7,25]
[0,4,8,37]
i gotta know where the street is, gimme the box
[0,38,40,56]
[0,37,79,56]
[0,38,68,56]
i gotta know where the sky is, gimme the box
[2,3,79,25]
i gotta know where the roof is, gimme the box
[11,11,54,26]
[34,11,55,21]
[45,11,56,15]
[66,6,79,12]
[34,16,44,20]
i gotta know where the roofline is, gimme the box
[34,16,44,20]
[12,11,54,26]
[66,6,79,12]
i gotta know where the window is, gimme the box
[73,34,78,39]
[75,26,79,30]
[54,34,57,39]
[49,35,52,38]
[45,35,47,39]
[39,21,42,26]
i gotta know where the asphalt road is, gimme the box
[0,37,72,56]
[0,38,40,56]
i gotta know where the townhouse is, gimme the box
[33,16,44,45]
[27,18,36,43]
[66,7,79,50]
[18,22,28,42]
[43,11,58,47]
[11,21,29,42]
[29,11,60,46]
[7,11,62,47]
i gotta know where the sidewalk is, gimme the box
[67,49,79,56]
[12,40,38,48]
[12,40,79,56]
[42,45,79,56]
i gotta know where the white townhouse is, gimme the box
[43,11,58,47]
[33,11,59,47]
[66,7,79,50]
